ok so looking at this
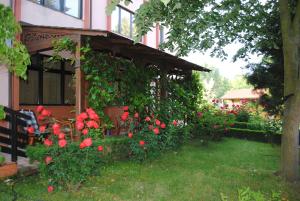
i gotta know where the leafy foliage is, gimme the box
[0,4,30,79]
[0,105,5,120]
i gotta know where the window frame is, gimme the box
[28,0,83,19]
[20,55,75,106]
[113,5,136,39]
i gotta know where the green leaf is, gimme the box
[161,0,170,6]
[0,105,6,120]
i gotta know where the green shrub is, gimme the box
[233,122,265,130]
[226,128,281,144]
[0,155,5,166]
[236,110,250,122]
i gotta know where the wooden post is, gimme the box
[10,111,17,162]
[74,35,84,116]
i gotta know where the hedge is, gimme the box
[233,122,265,131]
[226,128,281,144]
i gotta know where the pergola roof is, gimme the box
[21,25,210,72]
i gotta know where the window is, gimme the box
[20,55,75,105]
[28,0,82,18]
[111,6,137,38]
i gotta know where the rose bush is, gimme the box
[26,106,105,191]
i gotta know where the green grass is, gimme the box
[1,138,300,201]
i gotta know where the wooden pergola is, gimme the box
[19,25,210,115]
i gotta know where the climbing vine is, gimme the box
[0,5,31,120]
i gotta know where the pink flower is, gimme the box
[145,116,151,122]
[134,113,139,118]
[39,125,46,133]
[155,119,161,126]
[128,132,133,138]
[148,125,153,130]
[80,138,92,149]
[82,128,89,135]
[89,113,99,121]
[41,109,51,117]
[58,139,67,148]
[44,139,53,147]
[52,123,61,135]
[153,127,160,135]
[36,106,44,113]
[197,112,203,118]
[47,185,54,193]
[123,106,129,111]
[58,133,65,140]
[139,140,145,146]
[37,115,45,121]
[160,123,166,129]
[76,121,85,130]
[79,112,88,120]
[173,120,178,126]
[98,146,103,152]
[27,126,35,134]
[45,156,52,165]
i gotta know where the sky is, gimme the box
[183,43,263,80]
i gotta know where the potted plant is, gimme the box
[0,152,18,179]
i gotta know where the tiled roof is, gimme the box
[221,88,264,100]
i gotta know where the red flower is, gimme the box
[128,132,133,138]
[58,132,65,140]
[39,125,46,133]
[98,146,103,152]
[41,109,51,117]
[45,156,52,165]
[153,127,160,135]
[173,120,178,126]
[80,138,92,149]
[52,123,61,135]
[134,112,139,118]
[37,115,45,121]
[123,106,129,111]
[44,139,53,147]
[27,126,35,134]
[89,113,99,121]
[58,139,67,148]
[197,112,203,118]
[86,121,99,129]
[76,121,85,130]
[160,123,166,129]
[47,186,54,193]
[82,128,89,135]
[139,140,145,146]
[155,119,161,126]
[79,112,88,120]
[121,114,128,122]
[145,116,151,122]
[148,125,153,130]
[36,106,44,113]
[93,121,99,129]
[230,123,235,127]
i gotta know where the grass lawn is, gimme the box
[1,138,300,201]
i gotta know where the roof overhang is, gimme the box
[21,25,210,72]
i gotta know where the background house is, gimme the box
[221,88,264,106]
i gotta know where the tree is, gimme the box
[108,0,300,181]
[244,3,284,116]
[200,66,231,99]
[230,75,252,90]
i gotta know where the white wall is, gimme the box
[21,0,83,28]
[91,0,107,30]
[0,66,10,107]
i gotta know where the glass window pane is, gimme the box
[120,8,131,37]
[64,0,81,18]
[29,0,42,4]
[43,72,61,104]
[64,75,75,104]
[44,0,61,10]
[111,7,119,33]
[20,70,39,104]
